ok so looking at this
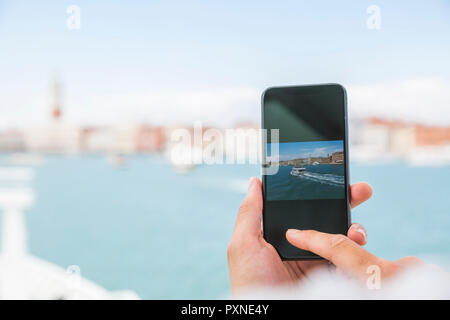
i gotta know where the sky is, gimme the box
[0,0,449,128]
[269,140,343,161]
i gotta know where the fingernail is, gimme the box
[248,177,257,191]
[354,224,367,240]
[286,229,302,239]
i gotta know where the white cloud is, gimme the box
[348,77,450,125]
[1,77,449,129]
[76,87,261,127]
[65,77,450,127]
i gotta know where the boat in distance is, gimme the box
[290,166,306,176]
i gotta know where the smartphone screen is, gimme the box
[262,84,350,260]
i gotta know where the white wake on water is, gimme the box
[297,172,345,187]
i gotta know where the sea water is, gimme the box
[0,155,449,299]
[266,164,345,200]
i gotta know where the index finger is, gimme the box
[350,182,372,208]
[286,229,382,280]
[232,177,263,238]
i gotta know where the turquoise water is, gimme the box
[266,164,345,200]
[0,155,449,298]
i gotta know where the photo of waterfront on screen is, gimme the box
[266,140,345,200]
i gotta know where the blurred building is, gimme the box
[363,117,450,150]
[0,79,166,155]
[24,79,81,154]
[331,151,344,164]
[25,124,81,154]
[363,118,416,155]
[81,124,165,154]
[350,117,450,164]
[0,130,26,152]
[136,125,165,152]
[415,125,450,146]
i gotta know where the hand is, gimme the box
[286,229,423,284]
[227,177,373,295]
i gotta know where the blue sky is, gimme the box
[269,140,343,161]
[0,1,449,127]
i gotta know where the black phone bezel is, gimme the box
[261,83,351,260]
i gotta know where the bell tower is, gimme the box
[51,78,62,121]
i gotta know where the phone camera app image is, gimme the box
[262,84,350,259]
[266,140,345,201]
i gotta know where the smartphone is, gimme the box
[261,84,351,260]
